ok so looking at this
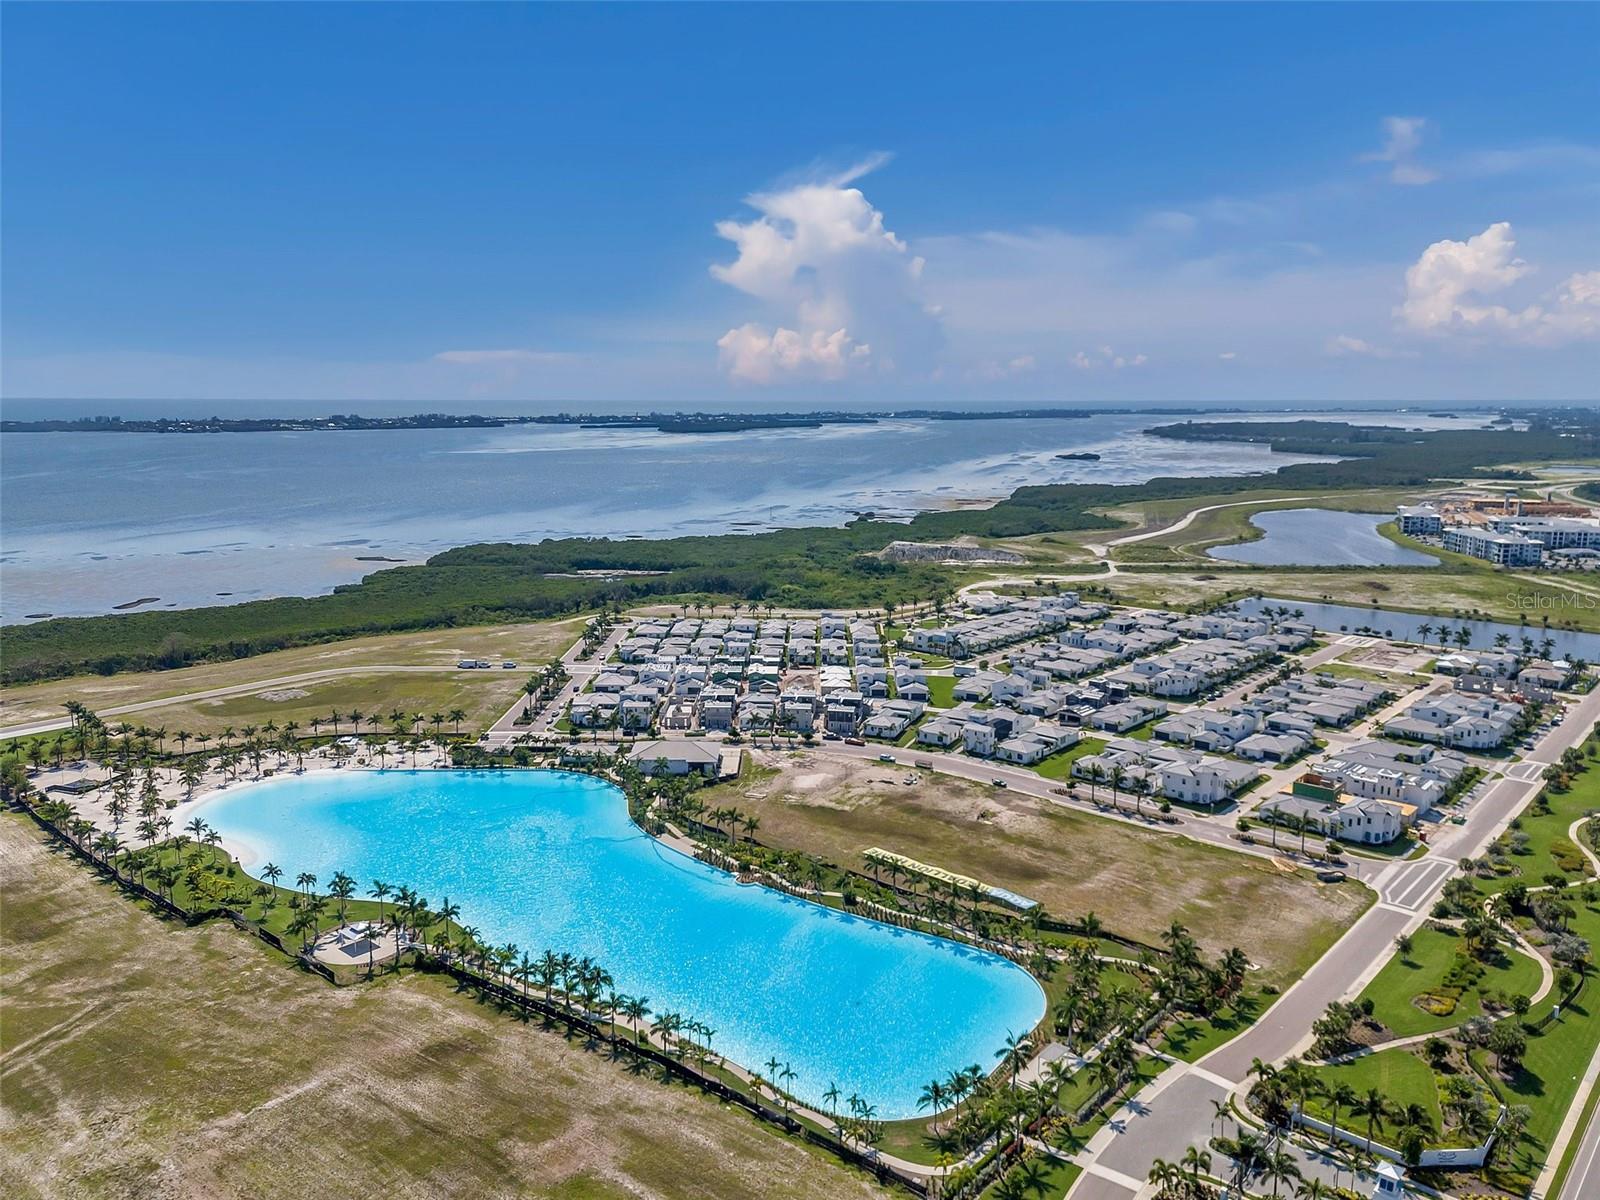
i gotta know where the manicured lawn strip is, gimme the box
[877,958,1156,1168]
[1358,924,1543,1037]
[1546,1046,1600,1200]
[1453,734,1600,1181]
[925,676,957,708]
[120,840,403,952]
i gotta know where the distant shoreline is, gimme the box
[0,405,1231,436]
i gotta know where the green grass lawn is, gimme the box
[878,958,1153,1167]
[979,1154,1081,1199]
[1358,924,1543,1037]
[925,676,957,708]
[1157,992,1266,1062]
[1305,1047,1446,1147]
[1033,737,1108,782]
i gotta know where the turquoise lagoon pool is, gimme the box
[200,768,1045,1118]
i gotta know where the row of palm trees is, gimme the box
[44,701,472,774]
[1413,622,1561,661]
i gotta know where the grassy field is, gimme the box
[0,815,889,1200]
[0,618,578,731]
[1156,992,1267,1063]
[86,670,525,741]
[925,676,956,708]
[705,749,1372,987]
[1357,924,1544,1037]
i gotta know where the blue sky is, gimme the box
[4,2,1597,408]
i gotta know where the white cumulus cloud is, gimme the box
[1397,222,1599,345]
[715,324,870,384]
[710,156,940,383]
[1362,116,1438,185]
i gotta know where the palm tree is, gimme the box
[1182,1145,1211,1194]
[448,708,466,736]
[261,861,284,905]
[996,1028,1032,1088]
[1355,1087,1391,1154]
[434,897,461,950]
[1147,1159,1182,1198]
[328,871,356,924]
[822,1081,842,1129]
[916,1078,947,1132]
[1325,1081,1358,1148]
[622,994,650,1044]
[1261,1150,1302,1199]
[369,880,391,928]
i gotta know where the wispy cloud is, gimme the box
[1361,116,1438,185]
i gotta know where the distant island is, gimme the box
[1054,451,1101,461]
[1,412,516,434]
[3,405,1230,436]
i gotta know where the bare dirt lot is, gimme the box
[0,817,887,1200]
[706,750,1371,985]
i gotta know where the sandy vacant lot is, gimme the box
[1,619,580,731]
[0,817,886,1200]
[707,750,1370,985]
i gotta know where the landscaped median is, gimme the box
[1358,924,1544,1038]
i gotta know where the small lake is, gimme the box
[1208,508,1439,567]
[1231,597,1600,660]
[199,769,1045,1118]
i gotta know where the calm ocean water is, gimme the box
[0,409,1492,622]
